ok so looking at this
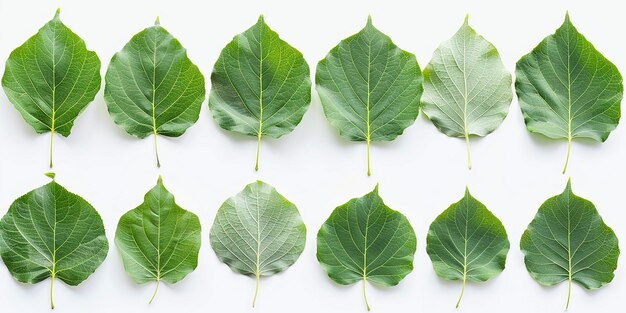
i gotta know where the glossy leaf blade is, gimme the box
[316,185,416,310]
[426,188,509,308]
[115,177,201,304]
[316,17,423,176]
[104,19,205,167]
[1,10,101,168]
[515,13,623,173]
[422,16,512,169]
[209,181,306,307]
[520,180,619,309]
[209,16,312,171]
[0,179,109,309]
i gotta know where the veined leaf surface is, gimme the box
[316,17,423,176]
[422,16,512,169]
[0,174,108,309]
[115,176,201,304]
[209,16,311,171]
[209,181,306,307]
[104,18,205,167]
[1,9,101,168]
[426,188,509,307]
[515,13,623,173]
[520,180,619,309]
[316,185,416,310]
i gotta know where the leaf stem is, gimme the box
[456,274,466,308]
[153,131,161,168]
[366,139,371,176]
[255,132,261,171]
[149,279,160,304]
[252,272,260,308]
[565,276,571,310]
[562,137,571,174]
[464,132,472,170]
[362,277,371,311]
[50,272,55,309]
[49,129,54,168]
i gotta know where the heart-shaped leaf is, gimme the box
[520,180,619,309]
[209,181,306,307]
[422,16,512,169]
[316,185,416,311]
[209,16,311,171]
[115,176,201,304]
[515,13,623,173]
[316,17,423,176]
[426,187,509,308]
[2,9,101,168]
[0,174,109,309]
[104,18,205,168]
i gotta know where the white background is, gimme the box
[0,0,623,312]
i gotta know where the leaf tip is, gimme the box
[54,8,61,19]
[157,175,163,184]
[464,14,469,25]
[366,15,373,27]
[155,16,161,26]
[373,183,380,193]
[45,172,56,180]
[258,14,264,23]
[565,178,573,192]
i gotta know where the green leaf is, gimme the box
[316,185,416,311]
[209,15,311,171]
[209,181,306,308]
[515,13,623,173]
[1,9,101,168]
[520,180,619,310]
[426,187,509,308]
[104,17,206,168]
[316,16,423,176]
[422,16,512,169]
[115,176,201,304]
[0,176,109,309]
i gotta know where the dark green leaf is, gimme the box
[520,180,619,309]
[209,181,306,307]
[0,177,109,309]
[316,185,416,311]
[515,13,623,173]
[316,17,423,176]
[209,16,311,171]
[1,9,101,168]
[104,17,205,168]
[115,176,201,304]
[422,16,512,169]
[426,188,509,308]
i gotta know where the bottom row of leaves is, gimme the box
[0,176,619,310]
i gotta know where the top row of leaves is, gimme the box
[2,11,622,174]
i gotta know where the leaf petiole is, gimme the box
[456,275,466,308]
[562,137,571,174]
[149,279,160,304]
[362,277,371,311]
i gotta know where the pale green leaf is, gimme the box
[422,16,512,169]
[209,181,306,308]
